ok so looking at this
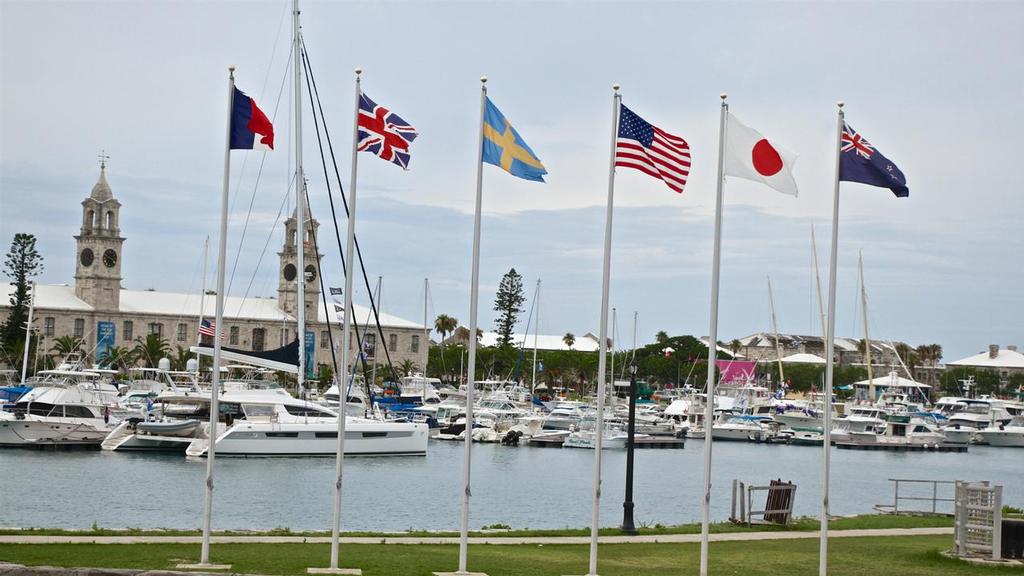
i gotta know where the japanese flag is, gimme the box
[724,113,799,196]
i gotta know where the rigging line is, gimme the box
[299,180,343,399]
[226,48,294,298]
[234,180,293,317]
[301,41,400,383]
[300,50,377,390]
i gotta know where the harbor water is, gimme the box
[1,441,1020,532]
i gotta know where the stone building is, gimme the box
[1,164,428,377]
[732,332,906,369]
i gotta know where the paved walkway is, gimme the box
[0,527,952,545]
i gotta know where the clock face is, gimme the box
[304,265,317,283]
[283,263,297,282]
[80,248,94,267]
[102,249,118,268]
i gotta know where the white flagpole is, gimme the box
[699,93,728,576]
[294,0,306,409]
[328,67,361,573]
[199,64,235,567]
[820,101,844,576]
[19,283,34,385]
[455,75,488,575]
[586,82,620,576]
[531,279,540,397]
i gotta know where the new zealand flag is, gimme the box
[357,92,418,170]
[839,122,909,198]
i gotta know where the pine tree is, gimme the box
[492,268,525,348]
[2,234,44,348]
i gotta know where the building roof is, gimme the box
[947,348,1024,369]
[451,328,603,352]
[3,284,423,329]
[736,332,895,354]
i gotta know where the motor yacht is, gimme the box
[975,417,1024,447]
[0,370,119,448]
[942,398,1012,444]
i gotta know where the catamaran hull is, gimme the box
[189,420,429,456]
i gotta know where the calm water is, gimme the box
[0,441,1020,532]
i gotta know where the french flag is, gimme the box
[230,87,274,151]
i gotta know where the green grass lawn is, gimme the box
[0,513,954,538]
[1,536,1019,576]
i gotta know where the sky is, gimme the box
[1,1,1021,363]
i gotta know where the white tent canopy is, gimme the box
[853,371,931,389]
[780,353,827,364]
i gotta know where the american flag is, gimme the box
[357,92,418,170]
[615,104,691,194]
[198,319,224,341]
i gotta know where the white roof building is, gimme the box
[947,345,1024,373]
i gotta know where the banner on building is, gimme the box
[304,330,316,379]
[96,321,116,366]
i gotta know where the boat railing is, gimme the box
[873,478,956,515]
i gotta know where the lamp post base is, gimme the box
[621,501,637,535]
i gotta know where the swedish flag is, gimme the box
[482,97,547,182]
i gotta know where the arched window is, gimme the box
[288,228,296,246]
[106,211,114,229]
[86,209,95,229]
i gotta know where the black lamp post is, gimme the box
[621,360,638,535]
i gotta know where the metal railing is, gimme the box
[873,478,956,515]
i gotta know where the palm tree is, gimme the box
[99,346,136,372]
[170,345,192,371]
[133,334,170,367]
[50,335,84,356]
[399,358,419,376]
[656,331,669,345]
[563,332,575,350]
[434,314,458,346]
[729,339,742,357]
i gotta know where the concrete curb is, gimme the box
[0,527,953,546]
[0,563,269,576]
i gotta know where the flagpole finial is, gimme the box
[355,67,362,76]
[837,101,844,108]
[612,83,620,92]
[720,92,727,101]
[228,65,235,79]
[480,75,487,84]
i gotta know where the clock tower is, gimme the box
[74,159,124,311]
[277,198,322,320]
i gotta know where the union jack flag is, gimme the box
[357,92,418,170]
[841,124,875,159]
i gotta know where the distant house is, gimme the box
[444,327,606,352]
[732,332,905,369]
[947,345,1024,379]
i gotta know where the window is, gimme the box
[73,318,85,338]
[176,323,187,342]
[411,335,420,353]
[229,326,239,345]
[148,323,163,337]
[364,333,376,358]
[320,330,328,349]
[389,334,398,352]
[44,317,55,337]
[123,320,133,341]
[252,328,266,351]
[284,404,334,417]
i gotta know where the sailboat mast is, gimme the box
[767,276,785,388]
[195,236,210,376]
[370,276,381,391]
[423,278,428,397]
[610,307,616,387]
[293,0,305,389]
[531,279,540,397]
[19,283,34,384]
[859,253,874,399]
[811,225,828,342]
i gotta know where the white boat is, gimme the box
[562,417,631,449]
[710,414,770,442]
[0,370,119,447]
[541,401,586,430]
[845,414,946,446]
[101,391,217,452]
[942,398,1012,444]
[830,406,887,442]
[976,417,1024,447]
[184,390,428,457]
